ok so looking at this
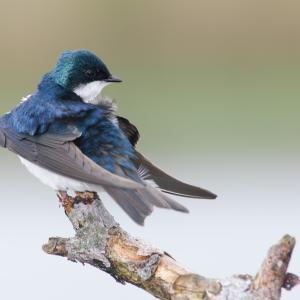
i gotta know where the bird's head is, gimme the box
[50,50,122,103]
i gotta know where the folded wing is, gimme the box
[0,125,143,190]
[0,124,189,225]
[135,151,217,199]
[117,116,217,199]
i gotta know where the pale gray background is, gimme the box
[0,152,299,299]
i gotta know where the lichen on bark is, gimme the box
[43,192,299,300]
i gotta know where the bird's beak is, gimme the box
[105,75,122,83]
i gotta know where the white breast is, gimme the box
[19,156,104,193]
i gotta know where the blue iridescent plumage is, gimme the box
[6,74,136,174]
[0,49,216,225]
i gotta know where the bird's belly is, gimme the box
[18,156,104,193]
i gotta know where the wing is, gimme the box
[117,116,217,199]
[0,124,188,225]
[135,151,217,199]
[117,116,140,147]
[0,125,143,190]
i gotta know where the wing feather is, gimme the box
[1,126,143,190]
[117,116,217,199]
[135,151,217,199]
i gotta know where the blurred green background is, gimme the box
[0,1,299,300]
[1,0,299,156]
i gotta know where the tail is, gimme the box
[105,185,188,225]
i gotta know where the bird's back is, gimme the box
[4,75,136,175]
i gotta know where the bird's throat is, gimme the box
[73,81,110,104]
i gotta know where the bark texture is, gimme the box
[43,192,299,299]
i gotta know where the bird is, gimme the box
[0,49,217,225]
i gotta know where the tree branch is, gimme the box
[42,192,299,299]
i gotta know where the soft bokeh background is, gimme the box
[0,0,299,299]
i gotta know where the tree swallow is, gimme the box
[0,50,217,225]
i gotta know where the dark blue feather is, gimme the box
[5,74,136,174]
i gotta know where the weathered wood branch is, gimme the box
[42,192,299,299]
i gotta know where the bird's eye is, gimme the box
[85,69,94,77]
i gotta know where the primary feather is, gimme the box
[117,116,217,199]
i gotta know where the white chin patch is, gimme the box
[73,81,110,104]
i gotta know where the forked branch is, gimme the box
[42,192,299,299]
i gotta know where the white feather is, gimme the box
[20,94,32,103]
[73,81,110,104]
[95,96,119,125]
[18,156,104,193]
[137,165,158,188]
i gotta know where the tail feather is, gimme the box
[159,192,189,213]
[105,185,189,225]
[105,187,153,225]
[141,186,189,213]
